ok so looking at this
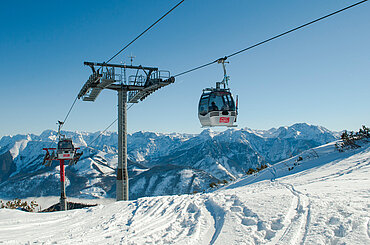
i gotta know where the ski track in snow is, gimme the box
[271,182,311,245]
[0,142,369,244]
[306,152,370,183]
[204,198,225,244]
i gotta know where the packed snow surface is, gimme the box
[1,141,369,244]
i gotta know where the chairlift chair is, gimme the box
[42,148,56,166]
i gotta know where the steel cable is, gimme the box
[105,0,185,64]
[88,103,135,147]
[59,0,185,132]
[173,0,368,78]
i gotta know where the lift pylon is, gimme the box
[42,121,82,211]
[78,61,175,201]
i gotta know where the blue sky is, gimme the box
[1,0,369,137]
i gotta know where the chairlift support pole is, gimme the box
[42,147,82,211]
[78,61,175,201]
[59,159,67,210]
[117,88,129,201]
[42,120,82,211]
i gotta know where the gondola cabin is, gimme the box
[57,138,75,160]
[198,87,237,127]
[198,57,237,127]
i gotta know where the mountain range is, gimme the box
[0,123,337,199]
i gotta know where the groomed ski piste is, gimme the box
[1,140,369,244]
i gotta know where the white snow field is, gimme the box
[0,141,369,245]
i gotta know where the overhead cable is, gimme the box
[89,119,118,146]
[174,0,368,78]
[60,96,79,130]
[105,0,185,64]
[88,103,135,146]
[60,0,185,130]
[45,95,79,147]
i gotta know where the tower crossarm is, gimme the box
[78,72,103,100]
[83,62,158,72]
[128,77,175,103]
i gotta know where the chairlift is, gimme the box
[56,136,83,165]
[198,58,238,127]
[42,149,55,166]
[42,121,82,166]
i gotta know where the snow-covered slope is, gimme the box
[0,123,337,199]
[1,138,369,244]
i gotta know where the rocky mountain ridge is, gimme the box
[0,123,337,199]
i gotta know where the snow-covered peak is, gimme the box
[199,129,221,139]
[39,130,58,141]
[8,139,29,159]
[264,123,335,140]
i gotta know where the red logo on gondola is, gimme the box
[63,154,70,157]
[219,117,230,123]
